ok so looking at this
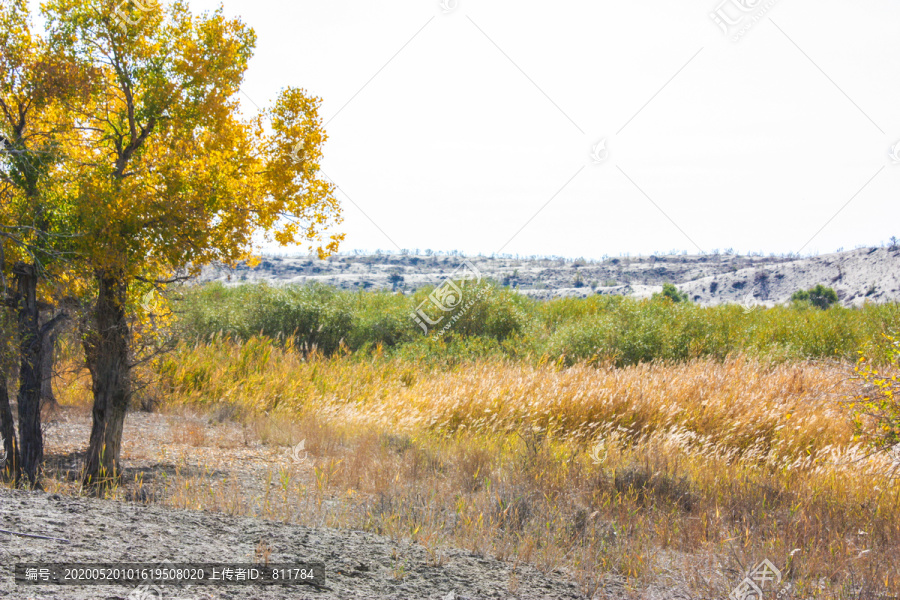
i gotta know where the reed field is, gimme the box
[40,282,900,598]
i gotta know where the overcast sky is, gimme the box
[35,0,900,259]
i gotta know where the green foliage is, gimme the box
[175,282,354,355]
[791,284,839,310]
[429,282,529,342]
[654,283,689,304]
[346,289,418,351]
[173,282,900,366]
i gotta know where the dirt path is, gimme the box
[0,487,614,600]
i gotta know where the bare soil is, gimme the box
[0,486,608,599]
[0,407,635,600]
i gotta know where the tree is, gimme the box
[791,284,838,310]
[45,0,343,483]
[0,309,17,481]
[654,283,689,303]
[0,0,86,484]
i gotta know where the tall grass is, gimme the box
[172,282,900,365]
[159,340,855,460]
[127,337,900,597]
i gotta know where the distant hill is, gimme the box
[198,246,900,307]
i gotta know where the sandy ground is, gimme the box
[0,487,608,600]
[0,407,636,600]
[198,246,900,306]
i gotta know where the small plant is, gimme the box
[573,273,585,288]
[791,284,838,310]
[254,538,272,567]
[390,549,409,580]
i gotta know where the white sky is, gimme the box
[35,0,900,259]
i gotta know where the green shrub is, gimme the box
[416,282,530,342]
[653,283,689,303]
[791,284,839,310]
[172,282,900,365]
[173,282,353,354]
[347,291,418,350]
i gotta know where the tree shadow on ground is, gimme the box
[41,451,228,502]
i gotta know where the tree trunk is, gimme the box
[40,316,59,409]
[83,272,130,485]
[0,371,19,483]
[14,262,43,486]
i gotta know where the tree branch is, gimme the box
[39,311,69,338]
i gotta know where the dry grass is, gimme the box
[162,339,856,460]
[169,419,208,447]
[40,339,900,598]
